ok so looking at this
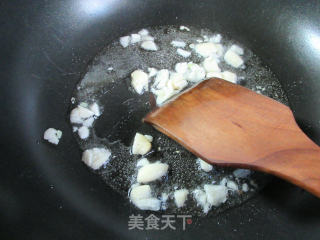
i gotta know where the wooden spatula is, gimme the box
[144,78,320,198]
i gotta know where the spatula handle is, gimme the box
[254,147,320,198]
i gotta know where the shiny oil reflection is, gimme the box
[80,0,117,16]
[308,31,320,52]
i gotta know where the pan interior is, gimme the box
[72,25,288,216]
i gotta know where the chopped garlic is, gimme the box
[130,33,141,44]
[136,158,150,168]
[203,35,209,42]
[206,72,223,78]
[227,180,239,191]
[129,185,161,211]
[152,86,176,105]
[177,48,191,58]
[148,67,158,77]
[82,117,94,127]
[79,102,88,108]
[78,126,89,139]
[215,44,224,57]
[171,40,186,48]
[132,133,152,155]
[141,41,158,51]
[137,162,169,183]
[174,189,189,208]
[209,34,222,43]
[82,147,111,170]
[70,103,100,139]
[154,69,169,89]
[194,42,218,57]
[43,128,62,145]
[138,29,149,36]
[220,177,227,186]
[197,158,213,172]
[130,185,152,202]
[70,105,95,124]
[144,135,153,142]
[175,62,188,74]
[179,25,190,31]
[89,103,100,117]
[193,189,210,213]
[131,69,149,94]
[119,36,130,48]
[230,44,244,55]
[222,71,237,83]
[202,57,221,73]
[134,198,161,211]
[242,183,249,192]
[224,49,244,68]
[185,62,206,82]
[141,35,155,41]
[204,184,228,207]
[168,72,188,91]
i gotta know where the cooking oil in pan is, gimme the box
[72,25,288,216]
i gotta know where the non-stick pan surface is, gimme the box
[1,0,320,239]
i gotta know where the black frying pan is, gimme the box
[1,0,320,239]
